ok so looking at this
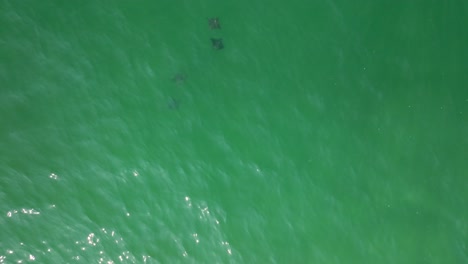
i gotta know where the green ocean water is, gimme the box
[1,0,467,263]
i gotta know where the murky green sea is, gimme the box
[1,1,467,263]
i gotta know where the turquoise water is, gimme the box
[1,1,467,263]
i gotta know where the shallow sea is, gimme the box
[1,1,467,263]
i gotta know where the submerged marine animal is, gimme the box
[211,38,224,50]
[172,73,186,84]
[208,17,221,29]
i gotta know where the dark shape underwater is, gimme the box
[208,17,221,29]
[211,38,224,50]
[172,73,186,84]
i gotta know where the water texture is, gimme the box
[1,1,467,263]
